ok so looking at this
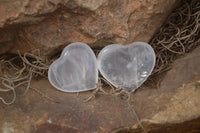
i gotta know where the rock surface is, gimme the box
[0,48,200,132]
[0,0,179,55]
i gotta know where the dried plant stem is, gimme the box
[0,49,52,105]
[150,0,200,76]
[84,77,108,102]
[128,101,147,133]
[97,77,147,133]
[29,86,59,103]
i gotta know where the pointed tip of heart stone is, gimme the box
[97,42,156,93]
[48,42,98,93]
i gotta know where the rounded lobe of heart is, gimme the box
[97,42,156,93]
[48,42,98,92]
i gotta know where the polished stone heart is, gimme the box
[97,42,156,93]
[48,42,98,92]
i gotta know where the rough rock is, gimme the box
[0,0,180,55]
[0,48,200,132]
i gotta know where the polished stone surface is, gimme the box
[48,42,98,92]
[98,42,155,92]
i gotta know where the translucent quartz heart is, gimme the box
[48,42,98,92]
[97,42,156,93]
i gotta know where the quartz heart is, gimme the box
[48,42,98,92]
[97,42,156,93]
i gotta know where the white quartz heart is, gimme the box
[48,42,98,92]
[97,42,156,93]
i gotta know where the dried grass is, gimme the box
[0,50,51,105]
[150,0,200,75]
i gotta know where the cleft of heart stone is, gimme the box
[48,42,98,92]
[97,42,156,93]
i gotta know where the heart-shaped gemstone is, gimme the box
[48,42,98,92]
[97,42,156,93]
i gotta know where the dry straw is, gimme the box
[0,50,51,105]
[150,0,200,75]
